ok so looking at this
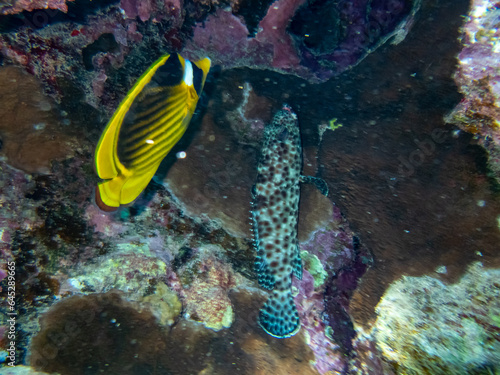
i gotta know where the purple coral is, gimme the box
[184,0,420,82]
[294,270,346,374]
[119,0,184,26]
[0,0,73,15]
[289,203,365,373]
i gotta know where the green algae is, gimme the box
[142,282,182,326]
[301,250,328,288]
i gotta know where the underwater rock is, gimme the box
[0,66,77,174]
[0,0,72,15]
[373,262,500,374]
[446,0,500,181]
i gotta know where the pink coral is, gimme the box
[184,6,310,79]
[0,0,73,15]
[447,0,500,179]
[120,0,184,26]
[184,0,419,82]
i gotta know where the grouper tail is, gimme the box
[258,290,300,338]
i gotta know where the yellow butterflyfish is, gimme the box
[94,53,211,211]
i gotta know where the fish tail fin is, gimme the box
[96,166,157,211]
[258,291,300,338]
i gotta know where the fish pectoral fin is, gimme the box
[300,175,329,197]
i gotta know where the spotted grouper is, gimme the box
[251,105,327,338]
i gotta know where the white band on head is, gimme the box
[183,60,193,86]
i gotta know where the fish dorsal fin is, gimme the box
[300,175,329,196]
[251,208,276,290]
[292,240,302,280]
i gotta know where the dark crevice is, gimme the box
[81,33,120,71]
[232,0,275,36]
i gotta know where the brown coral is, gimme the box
[0,66,77,174]
[31,289,320,375]
[316,0,500,329]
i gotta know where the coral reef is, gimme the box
[373,262,500,374]
[178,246,246,331]
[119,0,183,24]
[30,289,322,375]
[59,244,169,297]
[0,0,499,373]
[446,0,500,181]
[0,0,72,15]
[317,0,500,330]
[293,268,344,374]
[0,132,359,374]
[0,66,77,173]
[141,282,182,326]
[0,0,422,116]
[184,0,421,82]
[0,2,191,110]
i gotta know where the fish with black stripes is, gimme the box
[251,105,328,338]
[94,53,211,211]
